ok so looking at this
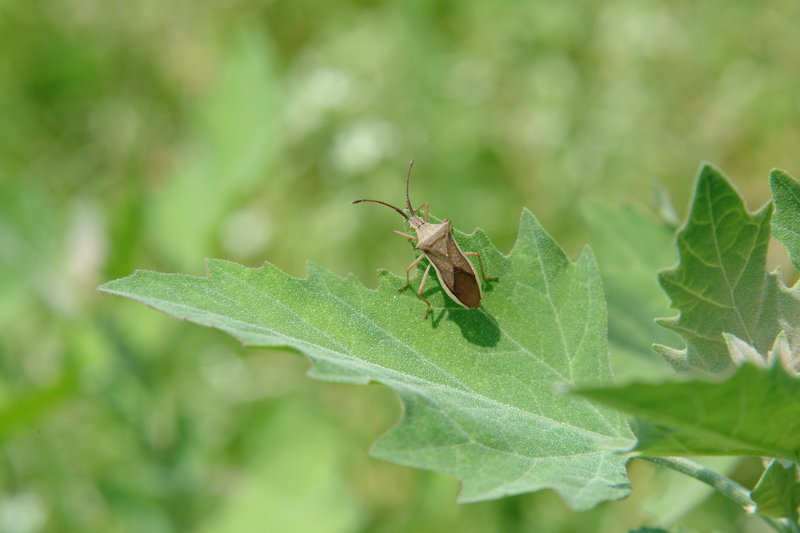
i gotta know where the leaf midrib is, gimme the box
[704,178,757,347]
[108,285,624,443]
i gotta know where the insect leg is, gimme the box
[415,203,430,221]
[416,263,433,318]
[399,253,426,291]
[464,251,498,281]
[392,230,416,241]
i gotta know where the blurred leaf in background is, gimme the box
[1,0,799,531]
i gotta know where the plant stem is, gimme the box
[640,456,753,507]
[640,456,797,533]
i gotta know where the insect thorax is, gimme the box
[415,221,451,251]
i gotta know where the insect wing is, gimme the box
[421,232,481,309]
[445,235,481,308]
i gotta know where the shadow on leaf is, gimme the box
[447,308,501,347]
[427,298,500,348]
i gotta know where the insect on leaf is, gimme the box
[100,209,634,509]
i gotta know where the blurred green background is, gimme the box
[2,1,799,531]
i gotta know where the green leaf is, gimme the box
[751,459,800,520]
[578,360,800,461]
[657,164,800,374]
[583,203,677,381]
[100,209,634,509]
[771,169,800,272]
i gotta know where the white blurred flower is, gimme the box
[220,205,272,258]
[330,119,396,173]
[286,66,354,135]
[0,492,45,533]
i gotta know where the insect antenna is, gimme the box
[351,198,409,220]
[405,158,415,214]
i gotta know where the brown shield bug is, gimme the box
[352,160,496,318]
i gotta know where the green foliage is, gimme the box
[579,361,800,460]
[575,166,800,532]
[99,160,800,530]
[656,165,800,374]
[149,29,281,269]
[0,378,74,444]
[583,203,677,381]
[771,170,800,272]
[578,169,800,498]
[7,0,800,530]
[197,399,365,533]
[751,460,800,521]
[101,210,634,509]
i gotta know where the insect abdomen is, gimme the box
[453,268,481,308]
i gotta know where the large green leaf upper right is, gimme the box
[578,167,800,462]
[657,165,800,374]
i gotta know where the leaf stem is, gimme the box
[640,456,795,533]
[640,456,753,507]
